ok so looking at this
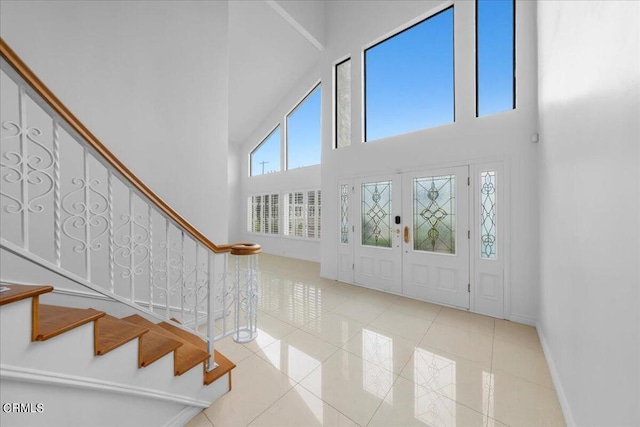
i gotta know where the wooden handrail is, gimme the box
[0,38,259,256]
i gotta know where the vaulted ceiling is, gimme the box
[228,1,325,146]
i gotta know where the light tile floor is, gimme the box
[187,254,565,427]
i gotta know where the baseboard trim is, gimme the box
[0,364,210,408]
[536,327,576,427]
[507,313,536,326]
[165,405,203,427]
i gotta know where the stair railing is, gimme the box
[0,38,260,372]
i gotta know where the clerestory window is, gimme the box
[364,7,454,142]
[286,83,322,169]
[476,0,515,116]
[250,126,280,177]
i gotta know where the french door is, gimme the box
[353,175,403,293]
[352,166,470,309]
[401,167,470,309]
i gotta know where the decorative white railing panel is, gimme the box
[0,55,260,372]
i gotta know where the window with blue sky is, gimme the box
[250,126,280,176]
[365,7,454,142]
[477,0,515,116]
[286,83,322,170]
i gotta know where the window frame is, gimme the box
[285,81,322,171]
[362,3,455,143]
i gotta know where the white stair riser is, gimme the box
[0,298,227,402]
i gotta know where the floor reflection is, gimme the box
[413,348,456,425]
[362,329,394,401]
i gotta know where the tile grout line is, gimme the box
[488,320,496,424]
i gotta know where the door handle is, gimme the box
[404,226,410,243]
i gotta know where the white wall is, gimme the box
[537,2,640,426]
[318,0,540,322]
[0,0,230,243]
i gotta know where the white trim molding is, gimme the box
[536,328,576,427]
[0,364,211,408]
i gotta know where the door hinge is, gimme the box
[468,230,471,239]
[468,283,471,292]
[352,263,355,270]
[467,177,470,186]
[352,225,354,232]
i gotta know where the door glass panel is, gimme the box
[341,184,349,243]
[480,170,496,259]
[362,181,392,247]
[413,175,456,254]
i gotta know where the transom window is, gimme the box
[250,126,280,176]
[286,83,322,169]
[364,7,454,142]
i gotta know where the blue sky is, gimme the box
[287,84,321,170]
[477,0,514,116]
[365,7,455,142]
[252,1,514,173]
[251,126,280,176]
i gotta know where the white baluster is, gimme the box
[18,87,29,251]
[180,231,185,323]
[164,219,170,317]
[108,171,114,292]
[206,250,217,372]
[129,190,135,303]
[222,252,228,334]
[84,148,91,282]
[148,205,153,312]
[194,246,199,331]
[234,254,240,342]
[53,120,61,267]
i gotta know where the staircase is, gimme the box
[0,37,260,427]
[0,283,236,426]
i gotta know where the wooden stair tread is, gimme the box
[96,315,148,356]
[123,315,209,375]
[204,350,236,386]
[135,329,182,368]
[158,321,207,351]
[36,304,105,341]
[0,283,53,306]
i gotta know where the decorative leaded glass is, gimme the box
[361,181,392,248]
[480,171,496,259]
[336,58,351,148]
[413,175,456,254]
[341,184,349,243]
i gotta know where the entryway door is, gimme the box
[353,166,470,309]
[401,166,470,309]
